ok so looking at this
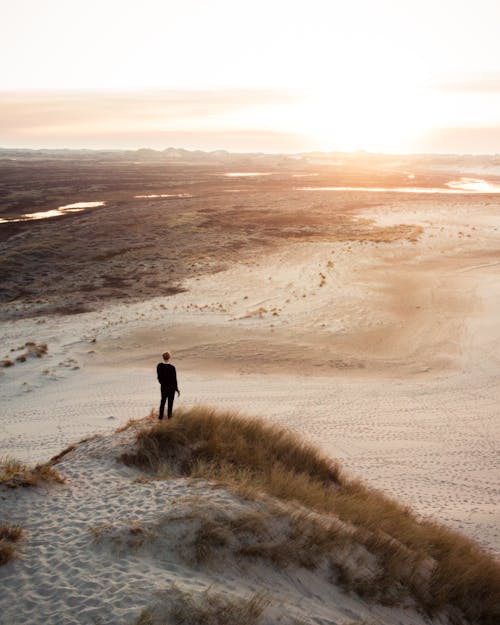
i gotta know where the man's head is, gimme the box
[162,351,171,362]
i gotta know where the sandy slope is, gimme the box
[0,426,446,625]
[1,195,499,562]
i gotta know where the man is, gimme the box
[156,351,180,420]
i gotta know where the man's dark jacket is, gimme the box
[157,363,179,391]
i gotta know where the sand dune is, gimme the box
[2,410,498,625]
[1,189,499,555]
[1,153,499,623]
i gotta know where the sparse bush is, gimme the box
[0,525,23,542]
[240,306,269,319]
[26,342,48,357]
[121,406,340,486]
[0,457,65,488]
[0,524,24,566]
[121,408,500,625]
[3,342,49,367]
[89,520,154,551]
[180,502,350,570]
[116,409,156,433]
[0,540,16,566]
[135,586,269,625]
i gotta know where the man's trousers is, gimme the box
[159,386,175,419]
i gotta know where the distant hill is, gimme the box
[1,146,499,174]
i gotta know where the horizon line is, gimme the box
[1,146,499,158]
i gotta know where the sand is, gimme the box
[0,425,443,625]
[1,155,500,623]
[1,191,499,557]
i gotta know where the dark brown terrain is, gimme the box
[1,149,498,320]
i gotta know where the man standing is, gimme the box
[156,351,180,420]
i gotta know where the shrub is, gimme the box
[135,586,269,625]
[25,341,48,357]
[0,524,24,566]
[0,457,65,488]
[0,540,16,566]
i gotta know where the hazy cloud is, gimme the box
[0,89,301,148]
[436,79,500,92]
[415,126,500,154]
[1,90,499,154]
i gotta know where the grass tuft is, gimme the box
[135,586,269,625]
[0,524,24,566]
[0,525,23,542]
[24,341,48,358]
[0,457,65,488]
[0,540,16,566]
[116,408,156,433]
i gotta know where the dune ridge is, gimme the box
[1,408,499,625]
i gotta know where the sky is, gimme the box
[1,0,500,153]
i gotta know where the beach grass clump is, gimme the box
[0,524,24,566]
[0,457,65,488]
[0,540,17,566]
[164,499,425,609]
[0,525,23,542]
[121,406,341,488]
[116,408,156,434]
[2,342,48,367]
[135,586,269,625]
[22,341,48,359]
[121,407,500,625]
[182,501,353,569]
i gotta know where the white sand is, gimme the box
[1,195,499,622]
[1,196,498,549]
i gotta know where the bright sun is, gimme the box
[296,78,432,152]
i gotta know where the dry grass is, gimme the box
[89,521,154,551]
[0,525,23,542]
[47,444,77,465]
[179,501,350,570]
[2,342,48,368]
[0,457,65,488]
[24,341,48,357]
[121,407,500,625]
[121,406,341,486]
[0,540,16,566]
[171,499,425,609]
[288,222,423,244]
[135,586,269,625]
[116,408,156,433]
[0,524,24,566]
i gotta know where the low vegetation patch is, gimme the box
[121,407,500,625]
[121,406,340,488]
[2,341,48,367]
[135,586,269,625]
[288,221,423,244]
[0,524,24,566]
[168,499,428,610]
[0,457,65,488]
